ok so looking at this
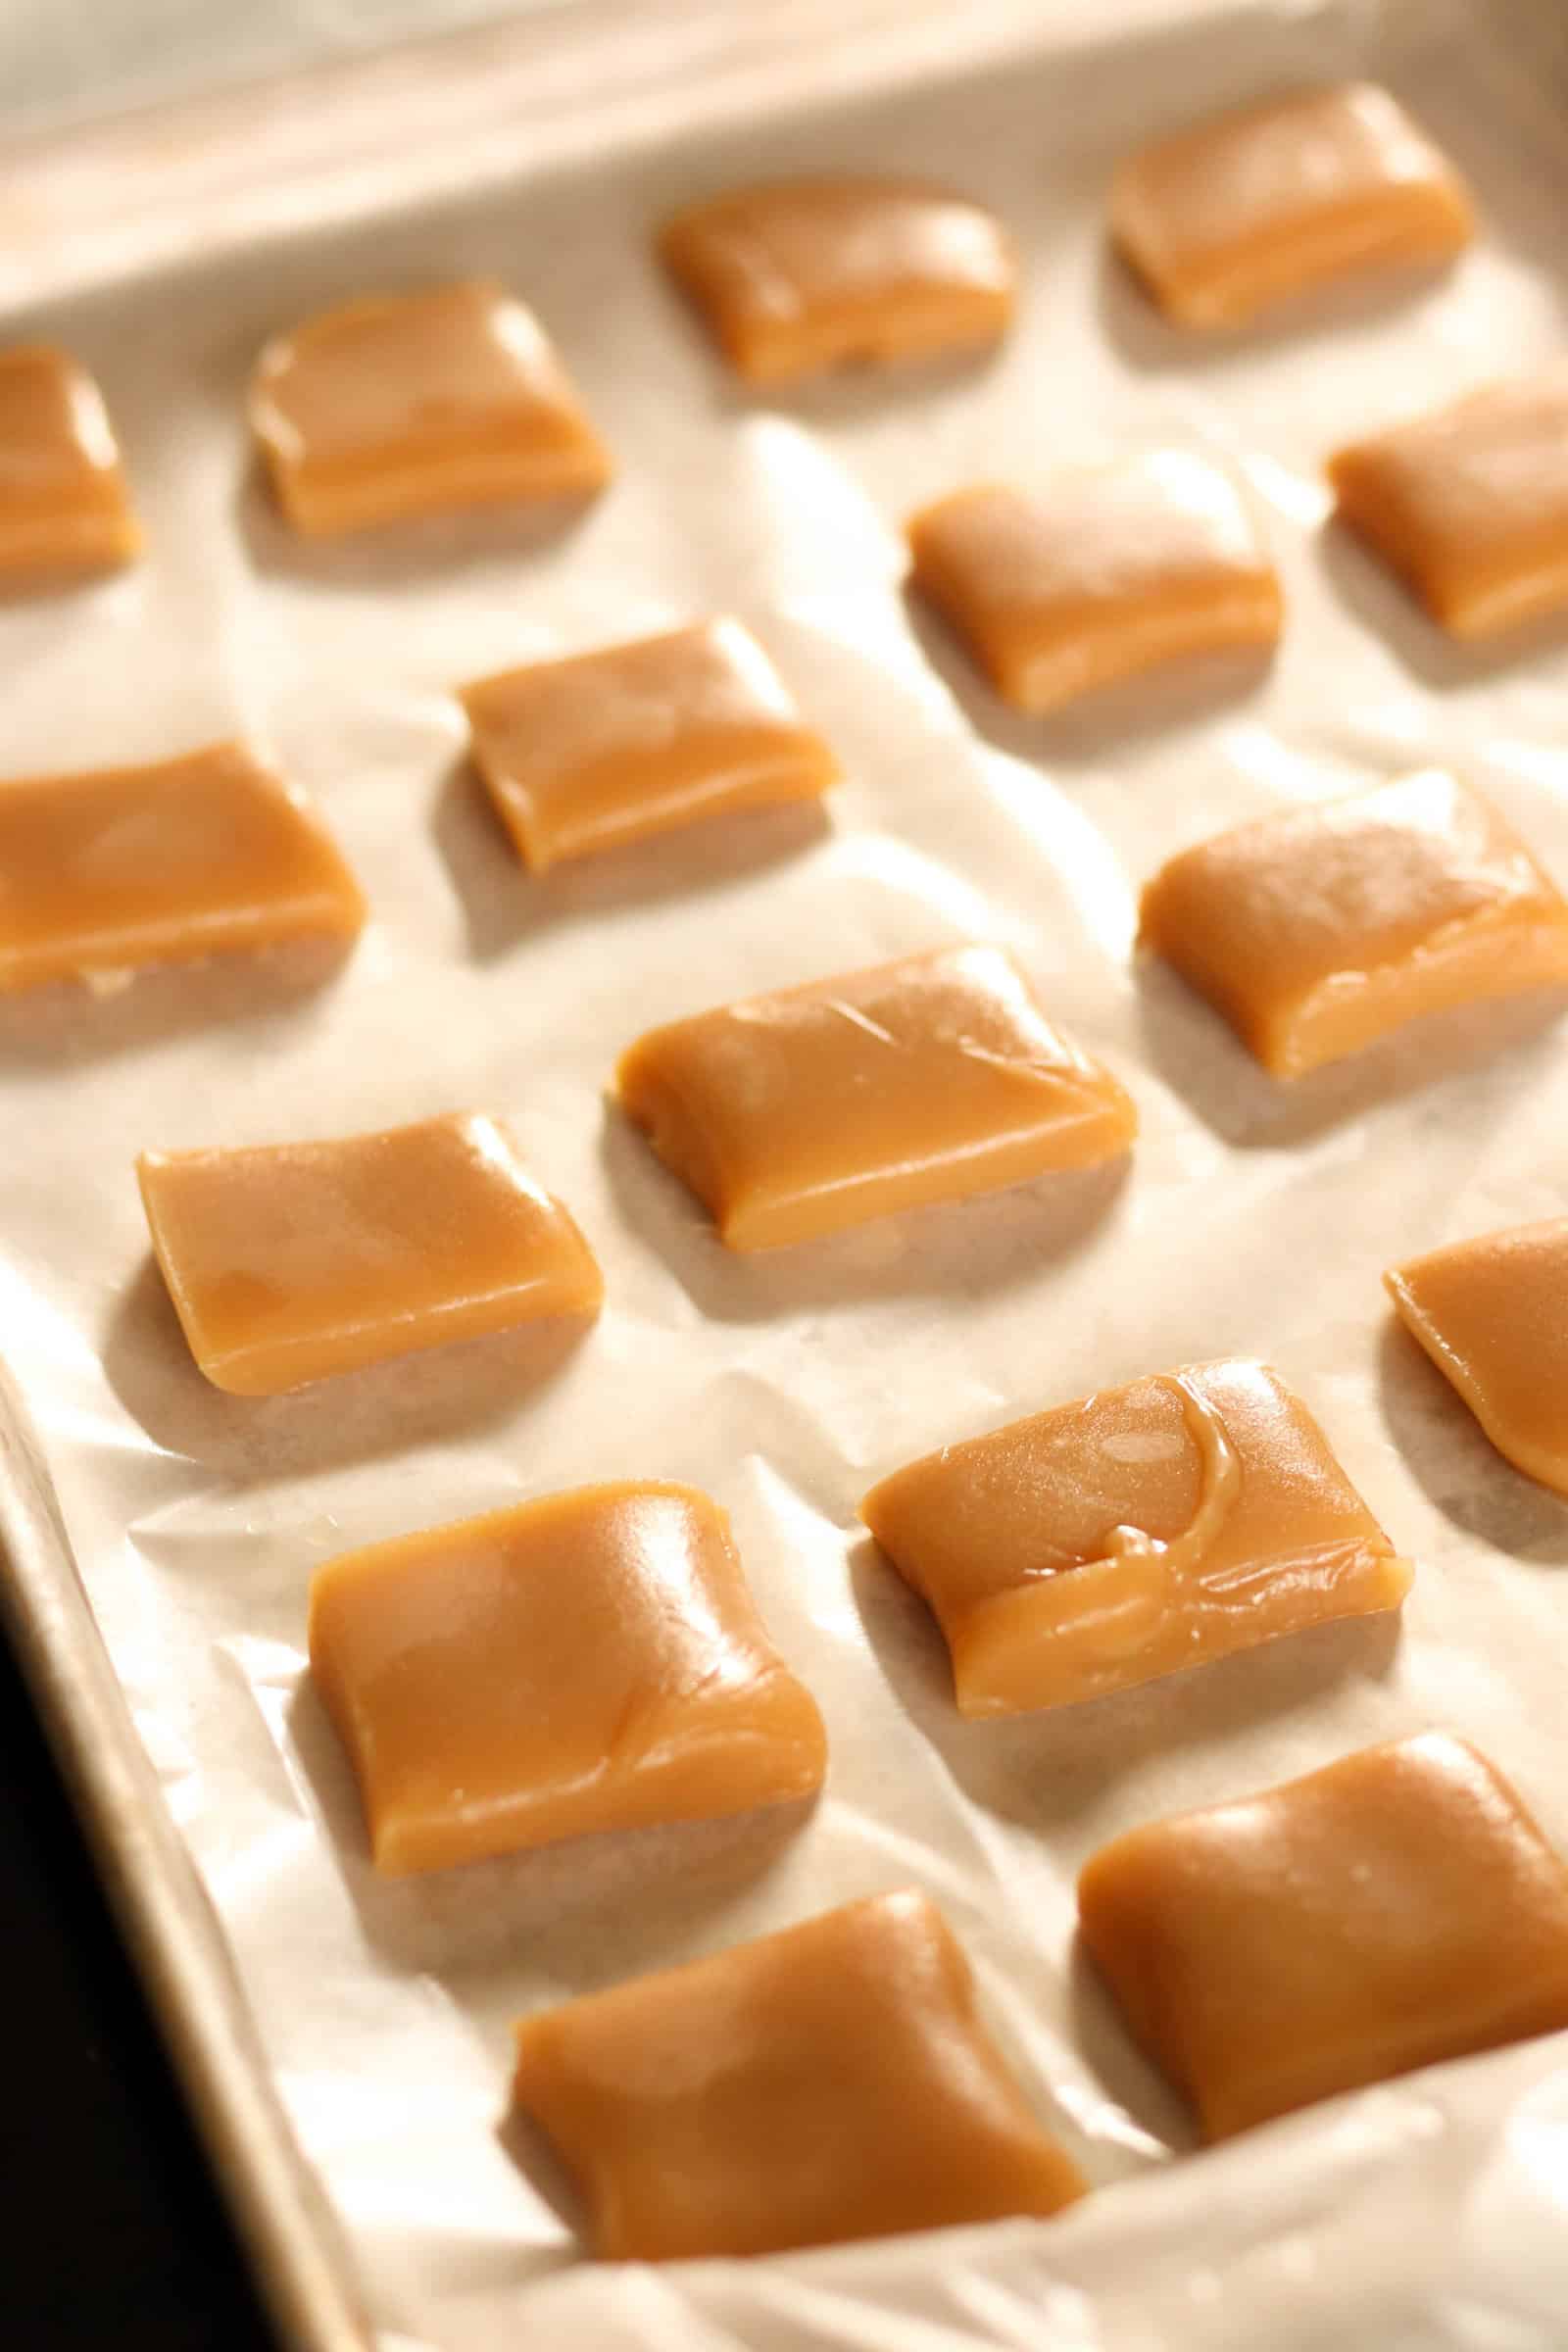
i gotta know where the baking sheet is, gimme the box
[6,0,1568,2344]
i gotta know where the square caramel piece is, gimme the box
[461,618,839,871]
[1386,1218,1568,1496]
[906,456,1281,715]
[1330,367,1568,639]
[660,177,1015,385]
[1078,1735,1568,2139]
[0,343,140,582]
[1110,83,1472,330]
[861,1358,1408,1720]
[615,943,1136,1251]
[310,1480,826,1874]
[138,1110,602,1396]
[0,739,365,994]
[512,1888,1085,2258]
[249,280,611,537]
[1140,769,1568,1079]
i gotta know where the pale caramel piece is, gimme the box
[1140,769,1568,1079]
[660,177,1015,385]
[1386,1218,1568,1495]
[862,1358,1407,1720]
[310,1480,826,1875]
[461,619,839,871]
[512,1888,1085,2258]
[616,943,1136,1251]
[0,343,140,581]
[1111,83,1472,330]
[906,458,1281,715]
[250,280,611,537]
[1079,1735,1568,2139]
[138,1111,602,1396]
[0,739,365,995]
[1330,367,1568,639]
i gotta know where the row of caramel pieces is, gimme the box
[307,1474,1568,2259]
[6,84,1566,666]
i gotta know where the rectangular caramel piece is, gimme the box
[0,343,140,581]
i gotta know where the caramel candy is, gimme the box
[250,281,611,537]
[660,177,1015,385]
[512,1889,1085,2258]
[1079,1735,1568,2139]
[1330,367,1568,639]
[0,739,365,995]
[862,1358,1407,1720]
[1386,1219,1568,1495]
[310,1481,826,1875]
[0,343,140,581]
[138,1111,601,1396]
[906,457,1281,714]
[461,619,839,871]
[616,944,1136,1251]
[1111,84,1472,330]
[1140,769,1568,1079]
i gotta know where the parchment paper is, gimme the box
[6,1,1568,2343]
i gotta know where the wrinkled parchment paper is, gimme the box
[6,1,1568,2343]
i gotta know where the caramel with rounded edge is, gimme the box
[861,1357,1408,1718]
[250,280,611,537]
[0,739,365,994]
[906,456,1281,714]
[0,344,140,581]
[660,176,1015,384]
[1386,1218,1568,1495]
[1140,769,1568,1078]
[1330,366,1568,639]
[1111,83,1472,330]
[512,1888,1085,2259]
[311,1481,826,1875]
[1079,1735,1568,2139]
[461,618,838,871]
[139,1111,602,1396]
[615,943,1136,1250]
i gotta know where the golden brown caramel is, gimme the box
[461,619,839,870]
[861,1358,1408,1718]
[310,1481,826,1875]
[0,343,140,581]
[1140,769,1568,1078]
[138,1111,602,1396]
[660,176,1015,384]
[250,280,611,537]
[1111,83,1472,329]
[0,739,365,994]
[512,1888,1085,2257]
[1330,367,1568,638]
[1078,1735,1568,2138]
[906,457,1281,714]
[616,943,1136,1250]
[1386,1219,1568,1494]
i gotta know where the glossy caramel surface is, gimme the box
[139,1110,602,1396]
[616,943,1136,1250]
[310,1481,826,1875]
[1111,83,1472,329]
[862,1357,1408,1718]
[0,343,140,580]
[906,457,1281,714]
[461,618,838,870]
[1330,366,1568,638]
[1078,1735,1568,2138]
[512,1888,1085,2258]
[0,738,365,994]
[661,176,1015,384]
[1387,1217,1568,1495]
[1140,769,1568,1078]
[250,280,611,537]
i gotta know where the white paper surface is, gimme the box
[6,1,1568,2344]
